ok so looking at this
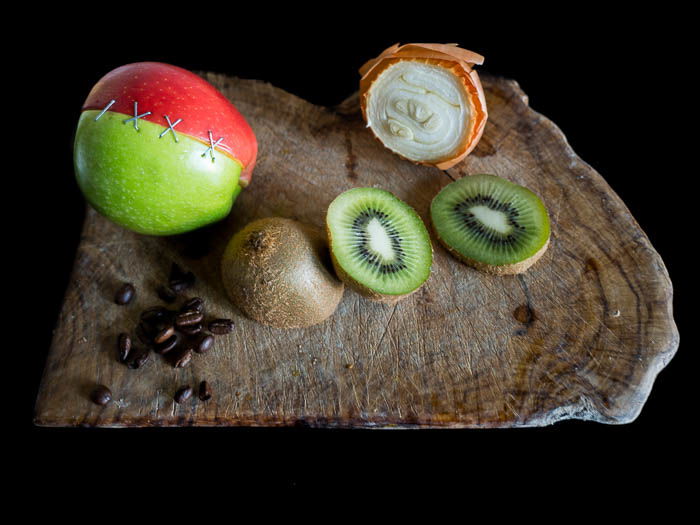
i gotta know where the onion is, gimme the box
[359,43,488,169]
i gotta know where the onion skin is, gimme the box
[359,43,488,169]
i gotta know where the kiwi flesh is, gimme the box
[221,217,344,329]
[326,188,433,303]
[430,174,550,275]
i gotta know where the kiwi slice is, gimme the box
[326,188,432,302]
[430,174,550,275]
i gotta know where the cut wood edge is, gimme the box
[334,73,679,427]
[33,206,93,428]
[495,77,679,425]
[33,74,680,429]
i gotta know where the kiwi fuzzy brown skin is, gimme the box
[221,217,344,329]
[325,224,432,304]
[432,222,550,275]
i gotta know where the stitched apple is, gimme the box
[74,62,257,235]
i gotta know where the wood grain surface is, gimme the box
[34,72,679,428]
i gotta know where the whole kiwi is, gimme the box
[221,217,344,329]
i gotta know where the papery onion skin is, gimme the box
[360,43,488,169]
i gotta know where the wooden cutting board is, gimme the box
[34,72,679,428]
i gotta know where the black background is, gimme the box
[16,6,691,494]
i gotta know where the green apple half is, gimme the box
[74,110,242,236]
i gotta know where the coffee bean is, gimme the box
[114,283,135,305]
[170,279,193,293]
[90,385,112,405]
[178,323,203,336]
[174,385,193,404]
[154,334,179,354]
[169,263,195,291]
[171,347,193,368]
[208,319,234,335]
[195,334,214,354]
[117,332,132,363]
[180,297,204,313]
[198,381,212,401]
[153,324,175,344]
[140,305,171,325]
[157,285,178,303]
[127,346,150,369]
[175,310,204,327]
